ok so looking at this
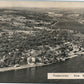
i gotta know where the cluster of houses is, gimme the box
[0,41,84,68]
[0,15,12,22]
[48,12,63,17]
[26,42,84,65]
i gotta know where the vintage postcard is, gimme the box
[0,1,84,84]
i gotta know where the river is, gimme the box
[0,55,84,84]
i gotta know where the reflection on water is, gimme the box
[30,67,36,80]
[0,55,84,83]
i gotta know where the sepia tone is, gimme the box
[0,1,84,84]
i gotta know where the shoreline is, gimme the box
[0,63,51,72]
[0,54,81,73]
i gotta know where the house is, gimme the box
[27,56,42,64]
[27,57,35,64]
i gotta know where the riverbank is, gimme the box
[0,53,82,72]
[0,63,52,72]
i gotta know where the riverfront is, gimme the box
[0,55,84,83]
[0,7,84,84]
[0,53,82,72]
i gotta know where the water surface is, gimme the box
[0,55,84,84]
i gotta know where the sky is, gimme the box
[0,1,84,8]
[0,0,84,1]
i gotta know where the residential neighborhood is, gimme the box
[0,7,84,83]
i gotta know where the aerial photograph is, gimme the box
[0,1,84,83]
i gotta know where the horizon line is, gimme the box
[0,1,84,8]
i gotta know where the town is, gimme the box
[0,8,84,70]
